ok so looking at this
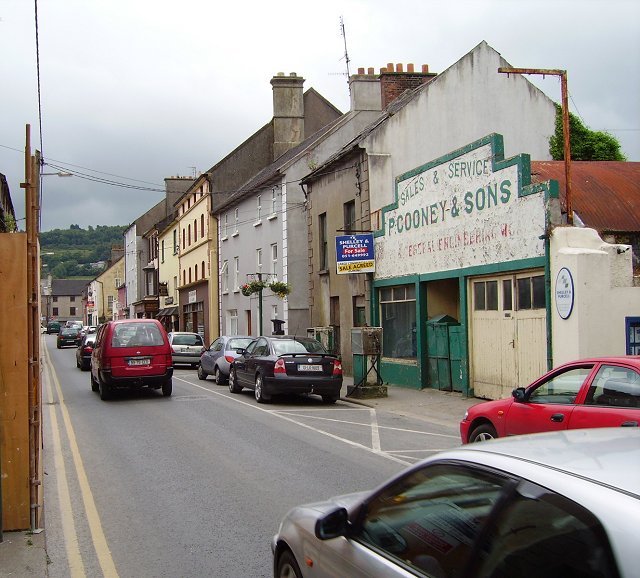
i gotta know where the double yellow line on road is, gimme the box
[42,340,119,578]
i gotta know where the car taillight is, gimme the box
[224,355,234,363]
[274,359,287,374]
[83,346,93,354]
[332,359,342,376]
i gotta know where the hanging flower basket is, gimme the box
[269,281,291,299]
[241,280,267,296]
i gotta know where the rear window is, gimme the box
[228,338,253,350]
[273,339,326,356]
[172,334,204,346]
[112,323,165,348]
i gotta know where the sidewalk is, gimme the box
[1,380,480,576]
[0,530,47,577]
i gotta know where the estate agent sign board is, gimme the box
[336,234,375,274]
[374,134,557,279]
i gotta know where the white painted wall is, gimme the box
[366,41,556,215]
[124,225,137,318]
[551,227,640,365]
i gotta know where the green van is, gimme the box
[46,321,61,334]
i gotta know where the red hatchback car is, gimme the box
[461,357,640,443]
[90,319,173,400]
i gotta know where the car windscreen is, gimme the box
[272,339,327,356]
[112,323,165,348]
[172,334,204,346]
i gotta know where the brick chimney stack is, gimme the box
[271,72,305,161]
[379,63,436,109]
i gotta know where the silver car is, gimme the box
[167,331,205,368]
[198,335,253,384]
[272,428,640,578]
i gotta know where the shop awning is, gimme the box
[157,306,178,318]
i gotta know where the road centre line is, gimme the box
[177,377,412,466]
[43,341,120,578]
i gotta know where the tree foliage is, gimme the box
[40,225,127,279]
[549,104,626,161]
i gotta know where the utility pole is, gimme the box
[498,67,573,225]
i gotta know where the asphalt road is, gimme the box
[41,334,462,577]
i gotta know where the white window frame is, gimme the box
[229,309,238,335]
[233,208,239,236]
[271,188,277,216]
[222,260,229,293]
[271,243,278,275]
[256,247,262,271]
[255,195,262,224]
[233,257,240,292]
[222,213,228,239]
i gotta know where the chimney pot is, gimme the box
[422,64,429,73]
[358,67,365,74]
[387,63,394,73]
[277,72,284,76]
[407,63,415,73]
[367,67,374,74]
[396,63,403,72]
[290,72,297,77]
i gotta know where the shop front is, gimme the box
[372,134,560,397]
[178,282,209,342]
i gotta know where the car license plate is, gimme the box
[299,364,322,372]
[128,358,150,366]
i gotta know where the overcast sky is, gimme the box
[1,0,638,232]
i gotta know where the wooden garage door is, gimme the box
[470,272,547,399]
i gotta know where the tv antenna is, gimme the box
[329,16,352,93]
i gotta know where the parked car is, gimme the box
[90,319,173,400]
[273,428,640,578]
[167,331,205,367]
[65,320,83,329]
[76,334,96,371]
[229,335,342,403]
[46,320,61,334]
[460,357,640,443]
[79,325,98,338]
[198,335,253,384]
[57,327,81,348]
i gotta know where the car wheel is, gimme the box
[214,367,224,385]
[276,549,302,578]
[162,378,173,397]
[228,368,242,393]
[322,395,338,404]
[197,364,208,381]
[469,423,498,443]
[98,376,111,401]
[254,373,270,404]
[90,371,99,392]
[76,357,81,369]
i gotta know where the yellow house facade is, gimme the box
[176,175,219,344]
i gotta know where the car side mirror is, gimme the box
[315,507,349,540]
[236,348,245,355]
[512,387,527,402]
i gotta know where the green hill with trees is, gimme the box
[40,224,126,278]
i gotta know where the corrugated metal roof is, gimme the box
[531,161,640,232]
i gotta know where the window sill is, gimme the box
[319,269,330,276]
[232,231,239,238]
[222,290,229,295]
[221,236,228,242]
[267,213,277,221]
[253,220,262,228]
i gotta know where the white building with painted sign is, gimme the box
[374,133,561,399]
